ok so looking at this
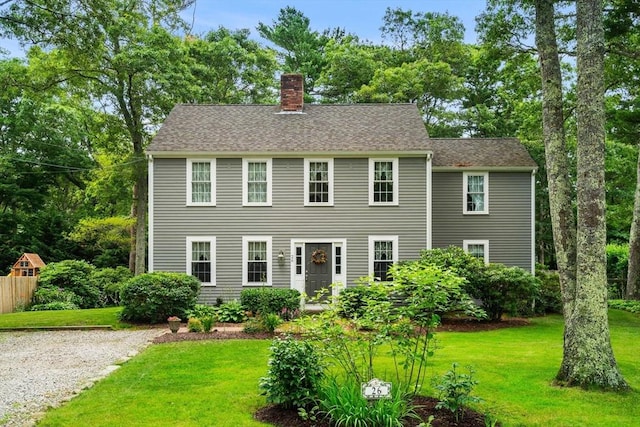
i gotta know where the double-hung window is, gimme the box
[369,236,398,281]
[243,159,272,206]
[304,159,333,205]
[369,158,399,205]
[463,172,488,214]
[463,240,489,264]
[243,236,272,285]
[186,237,216,285]
[187,159,215,206]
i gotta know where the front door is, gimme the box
[305,243,332,299]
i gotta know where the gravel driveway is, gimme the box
[0,328,164,426]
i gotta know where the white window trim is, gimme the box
[242,236,273,286]
[304,158,334,206]
[463,171,489,214]
[369,158,399,206]
[368,235,399,280]
[242,158,272,206]
[463,240,489,264]
[186,159,216,206]
[186,236,216,286]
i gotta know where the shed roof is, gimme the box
[430,138,538,169]
[147,103,432,156]
[13,253,46,268]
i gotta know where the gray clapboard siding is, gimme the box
[431,171,532,271]
[151,156,429,302]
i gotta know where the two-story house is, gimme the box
[147,74,537,304]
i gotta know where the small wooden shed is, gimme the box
[11,253,46,277]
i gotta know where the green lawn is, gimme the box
[0,307,130,329]
[34,310,640,426]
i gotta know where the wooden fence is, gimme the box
[0,277,38,314]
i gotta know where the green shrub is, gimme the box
[259,335,324,410]
[240,288,300,316]
[200,315,215,332]
[91,266,132,306]
[420,246,486,289]
[480,264,540,320]
[420,247,541,320]
[433,363,482,423]
[606,244,628,299]
[31,286,80,307]
[609,299,640,314]
[216,300,246,323]
[336,284,389,319]
[187,317,203,332]
[30,301,80,311]
[38,260,102,308]
[244,314,282,334]
[535,265,563,314]
[186,304,217,332]
[186,303,217,319]
[119,272,200,323]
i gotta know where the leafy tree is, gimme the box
[602,0,640,299]
[183,27,277,104]
[257,6,328,96]
[0,0,198,274]
[317,37,390,103]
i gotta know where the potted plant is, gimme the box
[167,316,181,333]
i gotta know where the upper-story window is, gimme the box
[369,235,398,281]
[369,158,399,206]
[186,236,216,285]
[187,159,216,206]
[463,240,489,264]
[463,172,489,214]
[243,159,272,206]
[304,159,334,206]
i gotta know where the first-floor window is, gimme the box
[463,240,489,264]
[187,237,216,285]
[369,236,398,281]
[243,236,272,285]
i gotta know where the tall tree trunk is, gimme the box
[535,0,627,389]
[626,146,640,300]
[557,0,628,389]
[535,0,577,312]
[134,152,148,275]
[129,184,137,273]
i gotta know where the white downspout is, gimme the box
[426,152,433,250]
[531,169,536,275]
[147,154,154,272]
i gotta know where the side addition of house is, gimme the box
[147,74,537,304]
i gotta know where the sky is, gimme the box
[0,0,486,56]
[1,0,488,57]
[183,0,487,44]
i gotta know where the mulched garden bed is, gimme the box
[152,317,530,344]
[254,395,492,427]
[153,317,525,425]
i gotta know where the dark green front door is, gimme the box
[305,243,332,299]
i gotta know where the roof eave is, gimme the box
[432,165,538,172]
[147,150,433,159]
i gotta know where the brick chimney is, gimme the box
[280,73,304,112]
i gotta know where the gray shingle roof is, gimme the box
[147,103,431,155]
[430,138,538,169]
